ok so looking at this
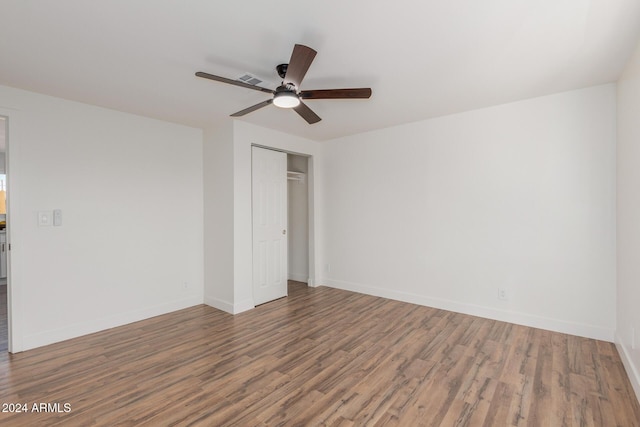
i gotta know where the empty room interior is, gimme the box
[2,0,640,425]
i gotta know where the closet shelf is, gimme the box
[287,171,305,183]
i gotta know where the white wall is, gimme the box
[0,85,204,351]
[203,123,235,312]
[287,154,309,282]
[617,39,640,400]
[323,84,617,341]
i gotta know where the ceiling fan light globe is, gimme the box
[273,91,300,108]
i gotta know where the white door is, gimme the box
[252,147,288,305]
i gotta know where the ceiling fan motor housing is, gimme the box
[276,63,288,79]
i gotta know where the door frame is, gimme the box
[251,143,317,289]
[0,108,23,353]
[219,125,323,314]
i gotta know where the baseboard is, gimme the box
[288,273,308,282]
[21,296,203,351]
[204,295,234,314]
[204,296,254,315]
[323,279,615,342]
[615,333,640,404]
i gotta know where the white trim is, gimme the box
[204,296,234,314]
[22,297,202,351]
[306,156,319,292]
[288,273,308,282]
[615,333,640,405]
[323,278,615,342]
[204,296,254,315]
[0,107,23,353]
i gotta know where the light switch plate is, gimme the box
[38,211,52,227]
[53,209,62,226]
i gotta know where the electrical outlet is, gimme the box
[498,287,508,301]
[181,282,189,291]
[324,263,331,273]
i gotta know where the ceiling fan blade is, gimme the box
[230,99,273,117]
[283,44,317,89]
[196,72,275,94]
[293,101,321,124]
[299,88,372,100]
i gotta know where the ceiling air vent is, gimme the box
[236,73,263,86]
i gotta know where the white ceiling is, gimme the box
[1,0,639,141]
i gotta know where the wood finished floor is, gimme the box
[0,284,6,352]
[0,281,638,426]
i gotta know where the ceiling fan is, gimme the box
[196,44,372,124]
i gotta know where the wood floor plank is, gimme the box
[0,285,7,353]
[481,380,516,427]
[526,329,553,426]
[550,333,573,427]
[0,281,638,426]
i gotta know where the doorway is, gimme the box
[0,117,7,352]
[287,153,309,283]
[251,146,312,306]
